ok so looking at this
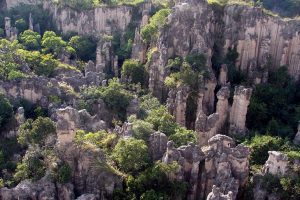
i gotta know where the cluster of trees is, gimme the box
[0,29,97,80]
[164,54,208,90]
[141,8,171,44]
[246,66,300,139]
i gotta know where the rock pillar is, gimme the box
[229,86,252,135]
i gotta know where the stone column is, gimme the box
[166,85,189,126]
[293,122,300,145]
[29,13,34,31]
[215,86,230,134]
[5,17,11,38]
[195,92,219,147]
[218,64,228,86]
[229,86,252,135]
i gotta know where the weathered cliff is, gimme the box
[42,1,133,36]
[223,4,300,81]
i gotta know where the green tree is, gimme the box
[19,30,41,50]
[75,130,117,153]
[112,138,149,173]
[146,106,178,136]
[57,164,72,183]
[130,118,154,141]
[0,93,13,128]
[14,147,46,181]
[0,39,25,80]
[126,161,187,199]
[68,35,97,61]
[141,9,171,43]
[121,59,147,86]
[169,127,197,147]
[18,117,56,146]
[244,135,284,165]
[42,31,66,55]
[15,18,27,33]
[82,78,133,121]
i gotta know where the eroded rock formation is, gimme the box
[229,86,252,135]
[55,106,107,146]
[223,5,300,81]
[262,151,289,176]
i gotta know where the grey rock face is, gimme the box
[55,106,107,146]
[229,86,252,136]
[293,122,300,145]
[148,132,168,161]
[0,176,74,200]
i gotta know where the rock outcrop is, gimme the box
[161,134,249,200]
[167,85,190,126]
[229,86,252,135]
[42,0,132,36]
[148,0,216,100]
[148,131,168,161]
[199,134,250,200]
[293,122,300,145]
[55,106,107,146]
[223,4,300,81]
[206,185,233,200]
[0,175,74,200]
[262,151,289,176]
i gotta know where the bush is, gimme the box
[244,135,284,165]
[15,18,27,33]
[75,130,117,153]
[141,9,171,43]
[19,30,41,50]
[57,164,72,183]
[68,35,97,61]
[81,78,133,121]
[169,127,197,147]
[130,118,154,141]
[146,106,178,136]
[126,161,187,199]
[0,93,13,128]
[121,59,147,86]
[18,117,56,146]
[14,148,46,181]
[111,138,150,173]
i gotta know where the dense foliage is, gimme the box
[18,117,56,146]
[141,9,171,43]
[0,94,13,128]
[247,67,300,139]
[81,78,133,121]
[112,138,150,173]
[121,59,148,86]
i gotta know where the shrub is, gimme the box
[146,106,178,136]
[57,164,72,183]
[15,18,27,33]
[81,78,133,121]
[18,117,56,146]
[169,127,197,147]
[19,30,41,50]
[244,135,284,165]
[112,138,150,173]
[14,148,46,181]
[0,93,13,128]
[68,35,97,61]
[141,9,171,43]
[121,59,147,86]
[131,119,154,141]
[126,161,187,199]
[75,130,117,153]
